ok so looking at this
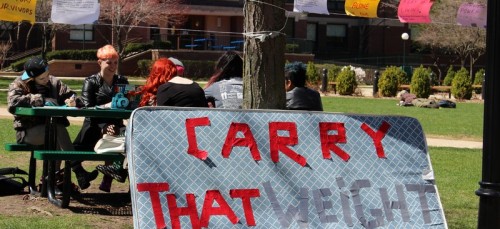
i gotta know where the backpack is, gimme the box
[0,167,29,196]
[438,99,457,108]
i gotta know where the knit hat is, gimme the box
[168,57,185,76]
[21,56,48,80]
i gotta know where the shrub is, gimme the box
[336,66,357,95]
[410,65,431,98]
[137,59,153,77]
[124,43,153,56]
[306,61,320,84]
[473,68,485,94]
[442,66,455,86]
[327,65,341,82]
[152,40,171,49]
[451,67,472,100]
[46,49,98,60]
[285,43,299,53]
[378,66,405,97]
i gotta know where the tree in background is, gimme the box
[242,0,286,109]
[99,0,186,73]
[413,0,486,80]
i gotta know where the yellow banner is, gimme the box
[345,0,380,18]
[0,0,37,23]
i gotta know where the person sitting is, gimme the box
[7,56,83,193]
[73,45,129,192]
[204,51,243,108]
[96,57,207,180]
[285,62,323,111]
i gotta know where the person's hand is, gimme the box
[64,97,76,107]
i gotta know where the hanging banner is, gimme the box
[398,0,434,23]
[0,0,37,23]
[345,0,381,18]
[293,0,330,15]
[126,107,447,229]
[51,0,100,25]
[456,3,487,28]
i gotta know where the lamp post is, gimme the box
[401,32,409,71]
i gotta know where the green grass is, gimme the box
[322,96,483,140]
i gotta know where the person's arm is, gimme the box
[7,81,44,114]
[80,77,96,107]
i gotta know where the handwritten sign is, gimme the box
[397,0,434,23]
[345,0,380,18]
[456,3,487,28]
[293,0,330,15]
[0,0,37,23]
[126,107,447,228]
[51,0,100,25]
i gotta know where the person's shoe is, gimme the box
[99,175,113,193]
[75,169,98,190]
[96,165,127,183]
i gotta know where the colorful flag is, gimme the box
[294,0,330,15]
[0,0,37,23]
[397,0,434,23]
[456,3,487,28]
[51,0,100,25]
[345,0,381,18]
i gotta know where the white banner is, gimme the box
[294,0,330,15]
[51,0,100,25]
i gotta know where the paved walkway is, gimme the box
[0,107,482,149]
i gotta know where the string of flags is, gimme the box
[0,0,487,29]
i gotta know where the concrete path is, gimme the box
[0,107,482,149]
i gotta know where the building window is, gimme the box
[328,0,345,13]
[307,23,317,41]
[69,24,93,41]
[150,25,160,41]
[326,24,347,50]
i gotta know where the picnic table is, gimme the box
[14,106,132,208]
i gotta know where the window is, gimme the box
[70,24,94,41]
[307,23,317,41]
[328,0,345,13]
[150,25,160,41]
[326,24,347,50]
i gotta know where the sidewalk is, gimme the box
[0,107,482,149]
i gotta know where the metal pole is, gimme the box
[476,0,500,228]
[373,70,379,97]
[321,68,328,93]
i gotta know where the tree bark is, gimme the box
[243,0,286,109]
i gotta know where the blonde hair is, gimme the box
[97,45,119,59]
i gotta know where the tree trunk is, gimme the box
[242,0,286,109]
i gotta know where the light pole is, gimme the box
[401,32,409,71]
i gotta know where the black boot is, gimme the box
[73,167,98,190]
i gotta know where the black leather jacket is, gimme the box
[80,73,129,126]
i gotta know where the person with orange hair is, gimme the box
[72,44,129,192]
[95,57,207,181]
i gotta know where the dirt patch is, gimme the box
[0,160,133,228]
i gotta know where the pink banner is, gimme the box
[456,3,487,28]
[397,0,433,24]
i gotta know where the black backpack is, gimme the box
[0,167,29,196]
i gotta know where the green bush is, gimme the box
[327,65,342,82]
[152,40,171,49]
[378,66,405,97]
[306,61,320,84]
[46,49,97,60]
[410,65,431,98]
[285,44,299,53]
[473,68,485,94]
[137,59,153,77]
[443,66,455,86]
[451,67,472,100]
[336,66,357,95]
[124,43,153,56]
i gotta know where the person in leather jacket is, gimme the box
[72,45,129,191]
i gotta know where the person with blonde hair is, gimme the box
[73,44,129,192]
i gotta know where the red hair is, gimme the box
[137,58,177,107]
[97,44,119,59]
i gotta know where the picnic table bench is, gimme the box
[4,143,43,194]
[33,150,125,208]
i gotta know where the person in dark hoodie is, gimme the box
[284,61,323,111]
